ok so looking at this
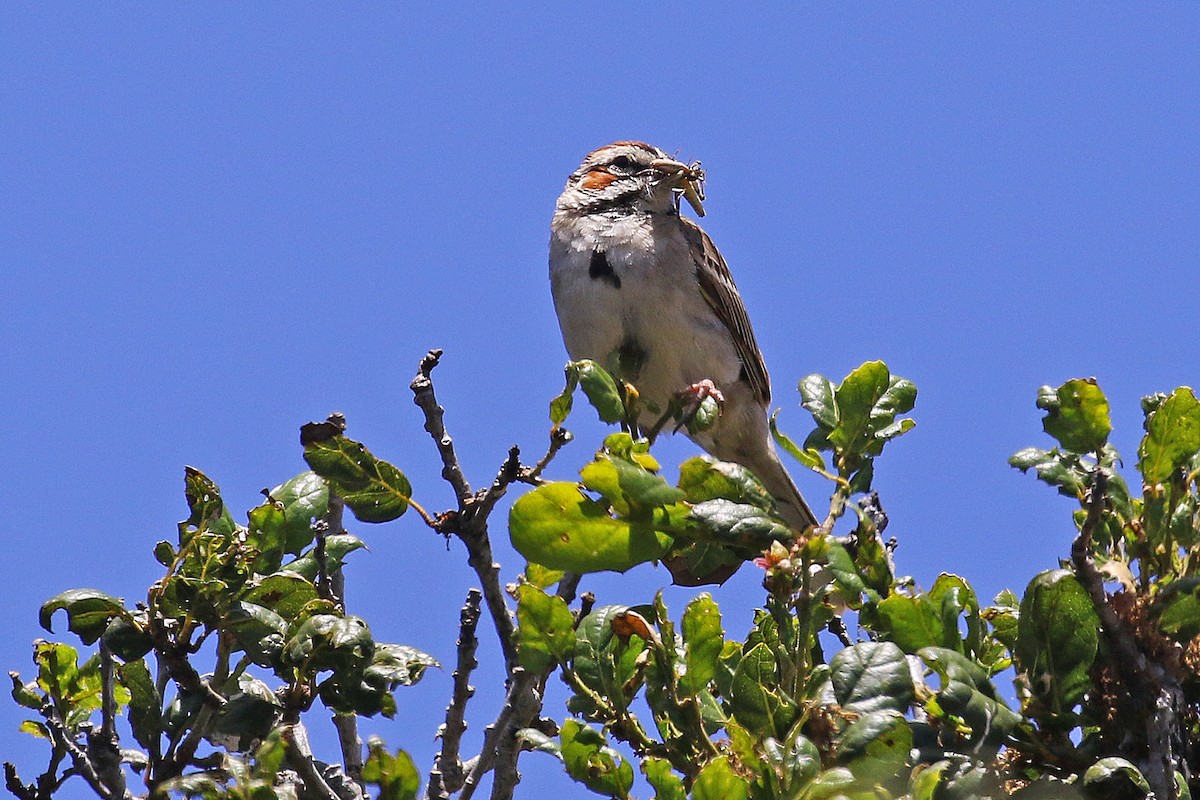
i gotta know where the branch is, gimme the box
[409,352,519,671]
[282,724,344,800]
[427,589,483,800]
[318,492,365,790]
[411,349,472,503]
[1072,469,1181,800]
[35,701,127,800]
[457,670,538,800]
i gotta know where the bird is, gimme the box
[548,141,820,540]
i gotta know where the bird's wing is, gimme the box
[680,216,771,405]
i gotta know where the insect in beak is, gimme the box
[649,158,706,217]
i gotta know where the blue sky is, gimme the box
[2,5,1197,795]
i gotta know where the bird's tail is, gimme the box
[744,446,821,533]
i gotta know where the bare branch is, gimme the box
[458,670,539,800]
[427,589,483,800]
[409,353,520,670]
[411,349,473,503]
[282,724,344,800]
[519,428,572,485]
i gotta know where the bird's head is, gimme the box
[557,141,706,218]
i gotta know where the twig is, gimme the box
[411,350,473,503]
[1072,469,1180,800]
[427,589,483,800]
[458,670,537,800]
[410,353,520,671]
[36,701,125,800]
[519,428,572,485]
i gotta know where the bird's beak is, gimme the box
[649,157,706,217]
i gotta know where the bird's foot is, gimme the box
[673,379,725,434]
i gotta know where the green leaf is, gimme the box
[40,590,130,645]
[677,456,774,509]
[581,453,685,515]
[516,584,576,672]
[212,673,281,750]
[524,562,567,590]
[117,659,161,752]
[875,592,943,653]
[686,499,791,549]
[509,482,673,573]
[284,533,366,581]
[576,360,625,424]
[267,471,329,554]
[770,412,826,471]
[1139,386,1200,484]
[302,434,411,523]
[837,709,912,784]
[559,719,634,798]
[830,641,914,715]
[1015,569,1099,712]
[362,737,420,800]
[830,362,917,456]
[799,374,838,430]
[226,602,288,666]
[240,572,320,621]
[283,614,374,674]
[1154,577,1200,640]
[729,642,794,737]
[641,757,685,800]
[1082,757,1150,799]
[692,756,748,800]
[102,616,154,661]
[319,643,437,717]
[1009,447,1087,498]
[179,466,236,544]
[680,594,723,695]
[9,672,42,710]
[1036,379,1112,454]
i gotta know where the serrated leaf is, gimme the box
[730,643,793,737]
[268,471,329,554]
[677,456,774,509]
[1037,379,1112,454]
[1139,386,1200,484]
[1009,447,1088,498]
[241,572,319,621]
[770,412,827,470]
[581,454,684,516]
[687,499,791,549]
[283,614,374,674]
[837,709,912,784]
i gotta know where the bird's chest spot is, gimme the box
[588,250,621,289]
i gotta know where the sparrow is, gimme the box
[548,141,819,535]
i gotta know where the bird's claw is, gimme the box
[674,379,725,433]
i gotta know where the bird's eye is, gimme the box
[609,155,639,172]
